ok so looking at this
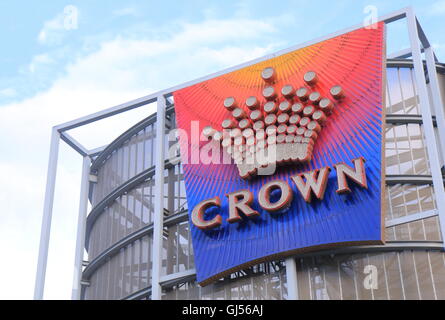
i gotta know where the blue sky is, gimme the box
[0,0,444,299]
[1,0,444,106]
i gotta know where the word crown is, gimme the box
[202,67,345,179]
[191,157,368,231]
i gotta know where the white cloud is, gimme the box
[0,88,16,98]
[38,13,65,45]
[0,161,79,299]
[113,7,139,17]
[0,15,283,299]
[38,6,79,45]
[426,0,445,15]
[433,42,445,51]
[28,53,53,73]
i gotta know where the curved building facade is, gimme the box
[80,60,445,300]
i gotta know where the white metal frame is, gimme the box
[405,8,445,252]
[33,7,445,300]
[71,157,91,300]
[34,128,60,300]
[151,95,166,300]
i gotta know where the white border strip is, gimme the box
[385,209,439,228]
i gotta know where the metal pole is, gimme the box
[34,128,60,300]
[406,8,445,249]
[71,156,91,300]
[285,258,299,300]
[424,46,445,162]
[151,95,166,300]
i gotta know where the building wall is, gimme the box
[82,61,445,300]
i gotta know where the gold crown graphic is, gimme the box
[202,68,345,179]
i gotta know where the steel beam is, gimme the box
[151,96,166,300]
[388,48,412,59]
[415,18,431,50]
[87,145,107,158]
[71,156,91,300]
[160,269,197,288]
[55,95,157,132]
[407,7,445,249]
[60,132,89,157]
[34,128,60,300]
[425,46,445,164]
[285,258,299,300]
[385,209,438,228]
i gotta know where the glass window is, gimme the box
[294,250,445,300]
[385,124,430,175]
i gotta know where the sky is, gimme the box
[0,0,444,300]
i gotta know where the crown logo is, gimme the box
[202,68,345,179]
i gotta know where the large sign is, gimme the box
[173,23,386,286]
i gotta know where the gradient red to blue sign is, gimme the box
[173,23,386,285]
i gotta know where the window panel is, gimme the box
[293,250,444,300]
